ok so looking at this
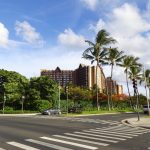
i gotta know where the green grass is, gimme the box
[62,109,135,116]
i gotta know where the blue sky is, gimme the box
[0,0,150,94]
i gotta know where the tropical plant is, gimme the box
[140,69,150,115]
[120,56,141,108]
[105,47,125,109]
[82,29,116,110]
[128,66,142,121]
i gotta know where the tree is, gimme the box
[128,66,142,121]
[120,56,141,108]
[105,47,125,109]
[140,69,150,116]
[0,69,29,112]
[29,76,58,108]
[82,29,116,110]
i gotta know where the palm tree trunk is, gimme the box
[110,64,114,109]
[126,71,133,109]
[145,86,150,116]
[96,62,99,111]
[106,79,110,111]
[136,86,140,121]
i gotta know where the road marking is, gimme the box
[53,135,109,146]
[64,133,118,143]
[7,141,40,150]
[26,139,73,150]
[89,129,138,136]
[0,148,6,150]
[74,131,126,140]
[148,147,150,149]
[83,130,133,138]
[40,136,98,150]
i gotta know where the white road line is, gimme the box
[74,131,126,140]
[101,126,130,131]
[0,148,6,150]
[89,129,138,136]
[53,135,109,146]
[7,141,40,150]
[83,130,133,138]
[26,139,73,150]
[64,133,118,143]
[40,136,98,150]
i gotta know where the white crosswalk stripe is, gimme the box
[40,136,98,150]
[73,131,126,140]
[53,135,109,146]
[7,141,40,150]
[64,133,118,143]
[83,130,133,138]
[26,139,73,150]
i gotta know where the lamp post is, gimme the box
[58,83,61,109]
[3,93,6,114]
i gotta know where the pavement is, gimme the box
[123,116,150,129]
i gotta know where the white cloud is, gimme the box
[89,2,150,94]
[15,21,44,46]
[80,0,98,10]
[58,28,86,49]
[0,22,9,48]
[90,3,150,61]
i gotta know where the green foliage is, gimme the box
[32,100,52,112]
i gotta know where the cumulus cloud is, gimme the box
[80,0,98,10]
[15,21,44,46]
[0,22,9,48]
[58,28,86,49]
[90,3,150,61]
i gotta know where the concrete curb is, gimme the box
[0,113,40,117]
[121,118,150,129]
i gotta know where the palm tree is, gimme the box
[120,56,141,109]
[128,66,142,121]
[140,69,150,116]
[82,29,116,110]
[105,47,125,109]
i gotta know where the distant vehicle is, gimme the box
[42,108,61,115]
[68,106,82,113]
[143,105,150,114]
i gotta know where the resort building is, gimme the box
[106,77,123,95]
[41,67,73,87]
[41,64,123,94]
[73,64,106,92]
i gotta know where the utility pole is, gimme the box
[22,95,25,113]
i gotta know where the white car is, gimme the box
[143,105,150,114]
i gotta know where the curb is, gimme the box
[121,118,150,129]
[0,113,40,117]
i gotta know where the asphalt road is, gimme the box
[0,113,149,150]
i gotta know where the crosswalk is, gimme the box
[33,116,121,125]
[1,124,150,150]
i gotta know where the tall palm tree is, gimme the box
[140,69,150,116]
[120,56,141,108]
[128,66,142,121]
[82,29,116,111]
[105,47,125,109]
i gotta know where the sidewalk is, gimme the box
[124,117,150,129]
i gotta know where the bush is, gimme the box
[33,100,52,112]
[4,106,14,111]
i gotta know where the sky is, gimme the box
[0,0,150,95]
